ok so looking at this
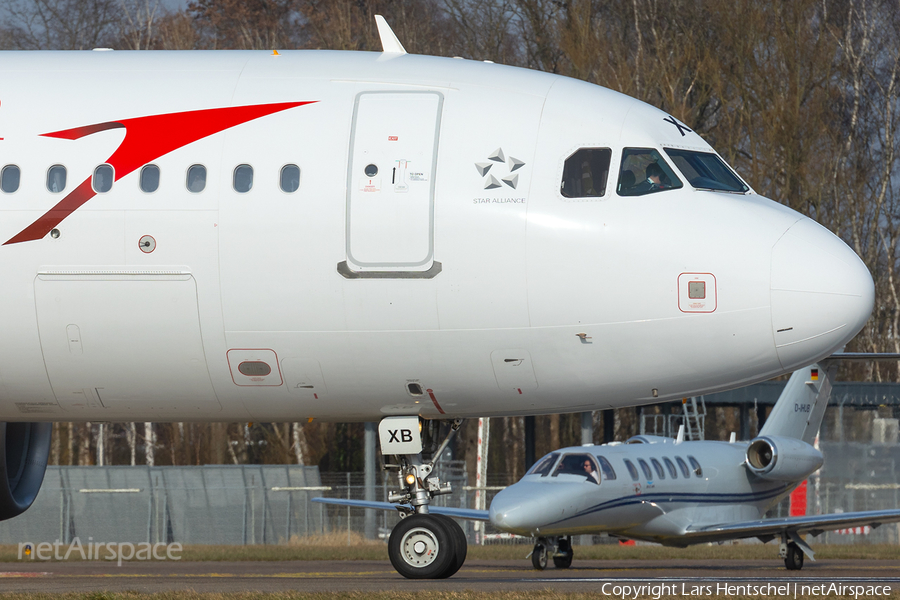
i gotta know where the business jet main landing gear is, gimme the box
[530,536,573,570]
[783,542,804,570]
[779,532,810,571]
[379,417,466,579]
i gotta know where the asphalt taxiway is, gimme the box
[1,559,898,593]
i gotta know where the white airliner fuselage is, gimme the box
[0,49,873,423]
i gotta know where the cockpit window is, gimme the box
[561,148,611,198]
[528,452,559,476]
[552,453,600,484]
[617,148,683,196]
[663,148,749,193]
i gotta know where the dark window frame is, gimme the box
[675,456,691,478]
[637,458,653,480]
[233,164,253,194]
[1,164,21,194]
[623,459,639,481]
[560,147,612,199]
[92,163,114,194]
[47,164,67,193]
[663,457,678,479]
[688,455,703,477]
[140,164,160,193]
[280,164,300,193]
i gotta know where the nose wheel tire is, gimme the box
[531,543,548,570]
[553,537,573,569]
[433,514,467,578]
[389,514,458,579]
[784,543,804,571]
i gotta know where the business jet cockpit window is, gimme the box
[560,148,611,198]
[663,149,749,193]
[617,148,683,196]
[552,453,601,484]
[527,452,559,477]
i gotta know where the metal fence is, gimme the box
[0,465,325,545]
[2,442,898,547]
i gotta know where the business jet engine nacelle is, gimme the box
[745,435,823,482]
[0,423,52,521]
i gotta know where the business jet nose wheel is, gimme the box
[530,536,572,570]
[379,417,467,579]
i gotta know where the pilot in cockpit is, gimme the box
[644,162,669,190]
[554,454,600,484]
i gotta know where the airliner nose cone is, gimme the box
[771,219,874,370]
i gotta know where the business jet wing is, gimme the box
[683,509,900,545]
[311,497,490,521]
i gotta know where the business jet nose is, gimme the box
[771,218,874,370]
[489,483,552,535]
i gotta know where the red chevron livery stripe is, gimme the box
[5,101,315,245]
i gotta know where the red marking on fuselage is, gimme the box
[5,101,315,245]
[426,388,445,415]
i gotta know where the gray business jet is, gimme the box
[314,361,900,577]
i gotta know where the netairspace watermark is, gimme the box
[600,582,893,599]
[18,538,182,567]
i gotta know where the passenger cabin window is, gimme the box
[1,165,21,193]
[617,148,683,196]
[528,452,559,476]
[637,458,653,480]
[233,164,253,193]
[663,148,749,193]
[676,456,691,478]
[596,456,617,480]
[552,453,600,484]
[650,458,666,479]
[688,455,703,477]
[47,165,67,193]
[187,165,206,193]
[663,457,678,479]
[93,164,113,193]
[140,165,160,193]
[560,148,611,198]
[624,459,639,481]
[281,164,300,193]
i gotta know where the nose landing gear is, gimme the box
[381,417,467,579]
[529,536,574,570]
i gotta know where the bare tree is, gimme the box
[1,0,121,49]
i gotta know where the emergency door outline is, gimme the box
[339,91,443,279]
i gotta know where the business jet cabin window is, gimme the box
[560,148,611,198]
[1,165,20,193]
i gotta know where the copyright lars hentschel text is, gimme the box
[601,582,892,599]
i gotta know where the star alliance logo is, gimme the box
[475,147,525,189]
